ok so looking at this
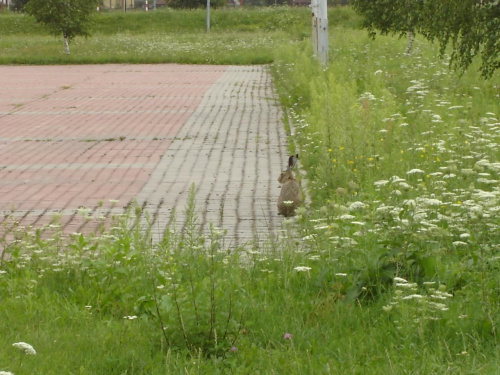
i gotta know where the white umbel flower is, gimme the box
[294,266,312,272]
[12,342,36,355]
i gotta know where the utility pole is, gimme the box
[311,0,318,55]
[312,0,328,67]
[206,0,210,33]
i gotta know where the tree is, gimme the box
[169,0,226,8]
[351,0,425,55]
[25,0,100,55]
[420,0,499,78]
[11,0,30,11]
[351,0,500,78]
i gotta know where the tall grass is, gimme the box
[271,11,500,373]
[1,6,500,374]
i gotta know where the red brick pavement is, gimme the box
[0,64,227,241]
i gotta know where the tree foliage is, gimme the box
[25,0,100,54]
[352,0,500,78]
[351,0,424,38]
[11,0,30,11]
[169,0,226,9]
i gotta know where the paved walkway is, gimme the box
[0,65,289,247]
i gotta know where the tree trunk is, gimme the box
[405,31,414,55]
[63,35,70,55]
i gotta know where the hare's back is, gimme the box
[281,180,301,201]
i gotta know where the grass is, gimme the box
[0,7,316,65]
[1,5,500,374]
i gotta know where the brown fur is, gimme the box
[277,169,302,217]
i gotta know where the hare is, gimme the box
[277,154,302,217]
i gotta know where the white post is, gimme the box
[311,0,318,58]
[317,0,328,67]
[311,0,318,57]
[145,0,149,11]
[206,0,210,33]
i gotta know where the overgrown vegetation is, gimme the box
[1,6,500,374]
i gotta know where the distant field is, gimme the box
[0,7,361,65]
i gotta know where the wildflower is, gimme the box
[403,199,416,208]
[349,201,366,211]
[431,114,443,123]
[230,346,238,352]
[429,302,449,311]
[295,206,307,216]
[407,169,425,175]
[302,233,316,241]
[393,277,408,283]
[283,333,292,340]
[336,187,347,196]
[294,266,311,272]
[396,282,417,289]
[433,290,453,298]
[351,221,365,226]
[12,342,36,355]
[348,181,359,190]
[402,294,424,300]
[417,197,444,207]
[123,315,138,320]
[339,214,356,220]
[374,180,390,187]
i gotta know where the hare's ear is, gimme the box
[288,154,299,170]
